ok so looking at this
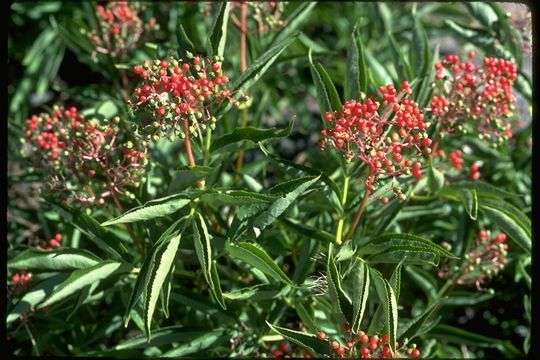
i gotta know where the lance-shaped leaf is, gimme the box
[227,242,292,285]
[116,326,213,350]
[102,193,191,226]
[266,322,334,357]
[370,268,398,355]
[326,245,353,325]
[192,212,212,286]
[437,180,517,199]
[427,165,445,193]
[250,175,320,237]
[124,216,189,327]
[200,190,276,207]
[398,297,445,341]
[351,260,370,333]
[144,234,182,341]
[479,199,531,254]
[8,248,101,271]
[345,27,360,101]
[210,260,226,309]
[210,120,294,152]
[410,11,430,79]
[7,273,70,325]
[162,330,227,357]
[309,48,342,118]
[359,233,457,266]
[160,263,174,319]
[208,2,230,59]
[47,201,128,260]
[231,33,299,92]
[281,218,334,245]
[271,2,316,46]
[39,260,132,308]
[176,24,195,53]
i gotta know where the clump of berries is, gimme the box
[85,1,157,60]
[11,270,32,288]
[268,340,313,358]
[439,230,509,291]
[21,106,147,206]
[431,52,517,145]
[35,233,64,252]
[314,329,421,358]
[130,55,244,142]
[321,81,431,198]
[434,149,481,180]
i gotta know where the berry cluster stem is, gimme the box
[235,2,249,177]
[335,173,350,245]
[344,184,371,242]
[182,118,204,189]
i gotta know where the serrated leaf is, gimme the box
[480,200,531,254]
[39,260,132,308]
[192,212,212,286]
[326,245,353,325]
[144,234,182,341]
[460,189,478,220]
[7,273,70,326]
[222,284,267,300]
[227,242,292,285]
[210,120,294,152]
[124,217,188,327]
[102,193,191,226]
[231,33,298,92]
[266,322,334,356]
[160,263,174,319]
[345,28,361,101]
[359,233,457,266]
[162,330,226,357]
[176,24,195,53]
[309,48,335,120]
[315,62,342,110]
[351,260,370,333]
[210,260,226,309]
[437,180,517,199]
[398,297,445,341]
[370,268,398,355]
[250,175,320,237]
[208,2,230,59]
[200,190,276,207]
[8,248,101,271]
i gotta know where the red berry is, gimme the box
[55,233,63,242]
[381,197,389,204]
[382,346,391,356]
[336,347,345,356]
[12,273,20,284]
[362,347,371,357]
[212,63,221,72]
[360,335,369,344]
[381,335,389,344]
[495,233,507,243]
[422,138,432,147]
[49,239,60,248]
[279,341,288,352]
[181,63,190,72]
[272,349,283,357]
[160,60,168,68]
[156,107,166,116]
[410,348,420,358]
[193,56,200,65]
[303,352,312,358]
[369,342,378,350]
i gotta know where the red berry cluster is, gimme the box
[315,329,421,358]
[21,106,147,205]
[130,55,243,142]
[434,149,480,180]
[321,81,431,197]
[269,340,313,358]
[35,233,63,252]
[469,163,481,180]
[86,1,157,59]
[431,52,517,144]
[11,271,32,287]
[439,230,509,292]
[448,149,463,170]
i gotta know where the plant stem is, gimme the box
[204,126,212,166]
[335,174,350,245]
[235,2,249,177]
[344,185,370,242]
[182,118,204,189]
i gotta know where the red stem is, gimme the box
[344,185,371,242]
[240,2,247,72]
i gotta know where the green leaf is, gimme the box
[144,234,182,341]
[427,165,445,193]
[355,32,369,94]
[227,242,293,285]
[162,330,226,357]
[7,273,70,326]
[404,266,437,301]
[208,2,230,59]
[39,260,132,308]
[437,180,517,199]
[326,246,353,325]
[345,27,361,101]
[309,48,335,120]
[46,202,128,260]
[222,284,268,300]
[192,213,212,287]
[116,326,212,350]
[250,175,320,237]
[410,12,430,78]
[315,62,342,110]
[159,263,174,319]
[231,33,299,92]
[210,260,226,309]
[359,233,458,266]
[365,48,393,87]
[210,120,294,152]
[460,189,478,220]
[271,2,317,46]
[266,322,334,357]
[370,268,398,355]
[351,260,370,333]
[430,324,522,357]
[8,248,101,271]
[176,24,195,53]
[123,216,188,327]
[445,291,494,306]
[479,199,531,254]
[102,193,191,226]
[398,297,445,341]
[464,2,498,28]
[200,190,276,207]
